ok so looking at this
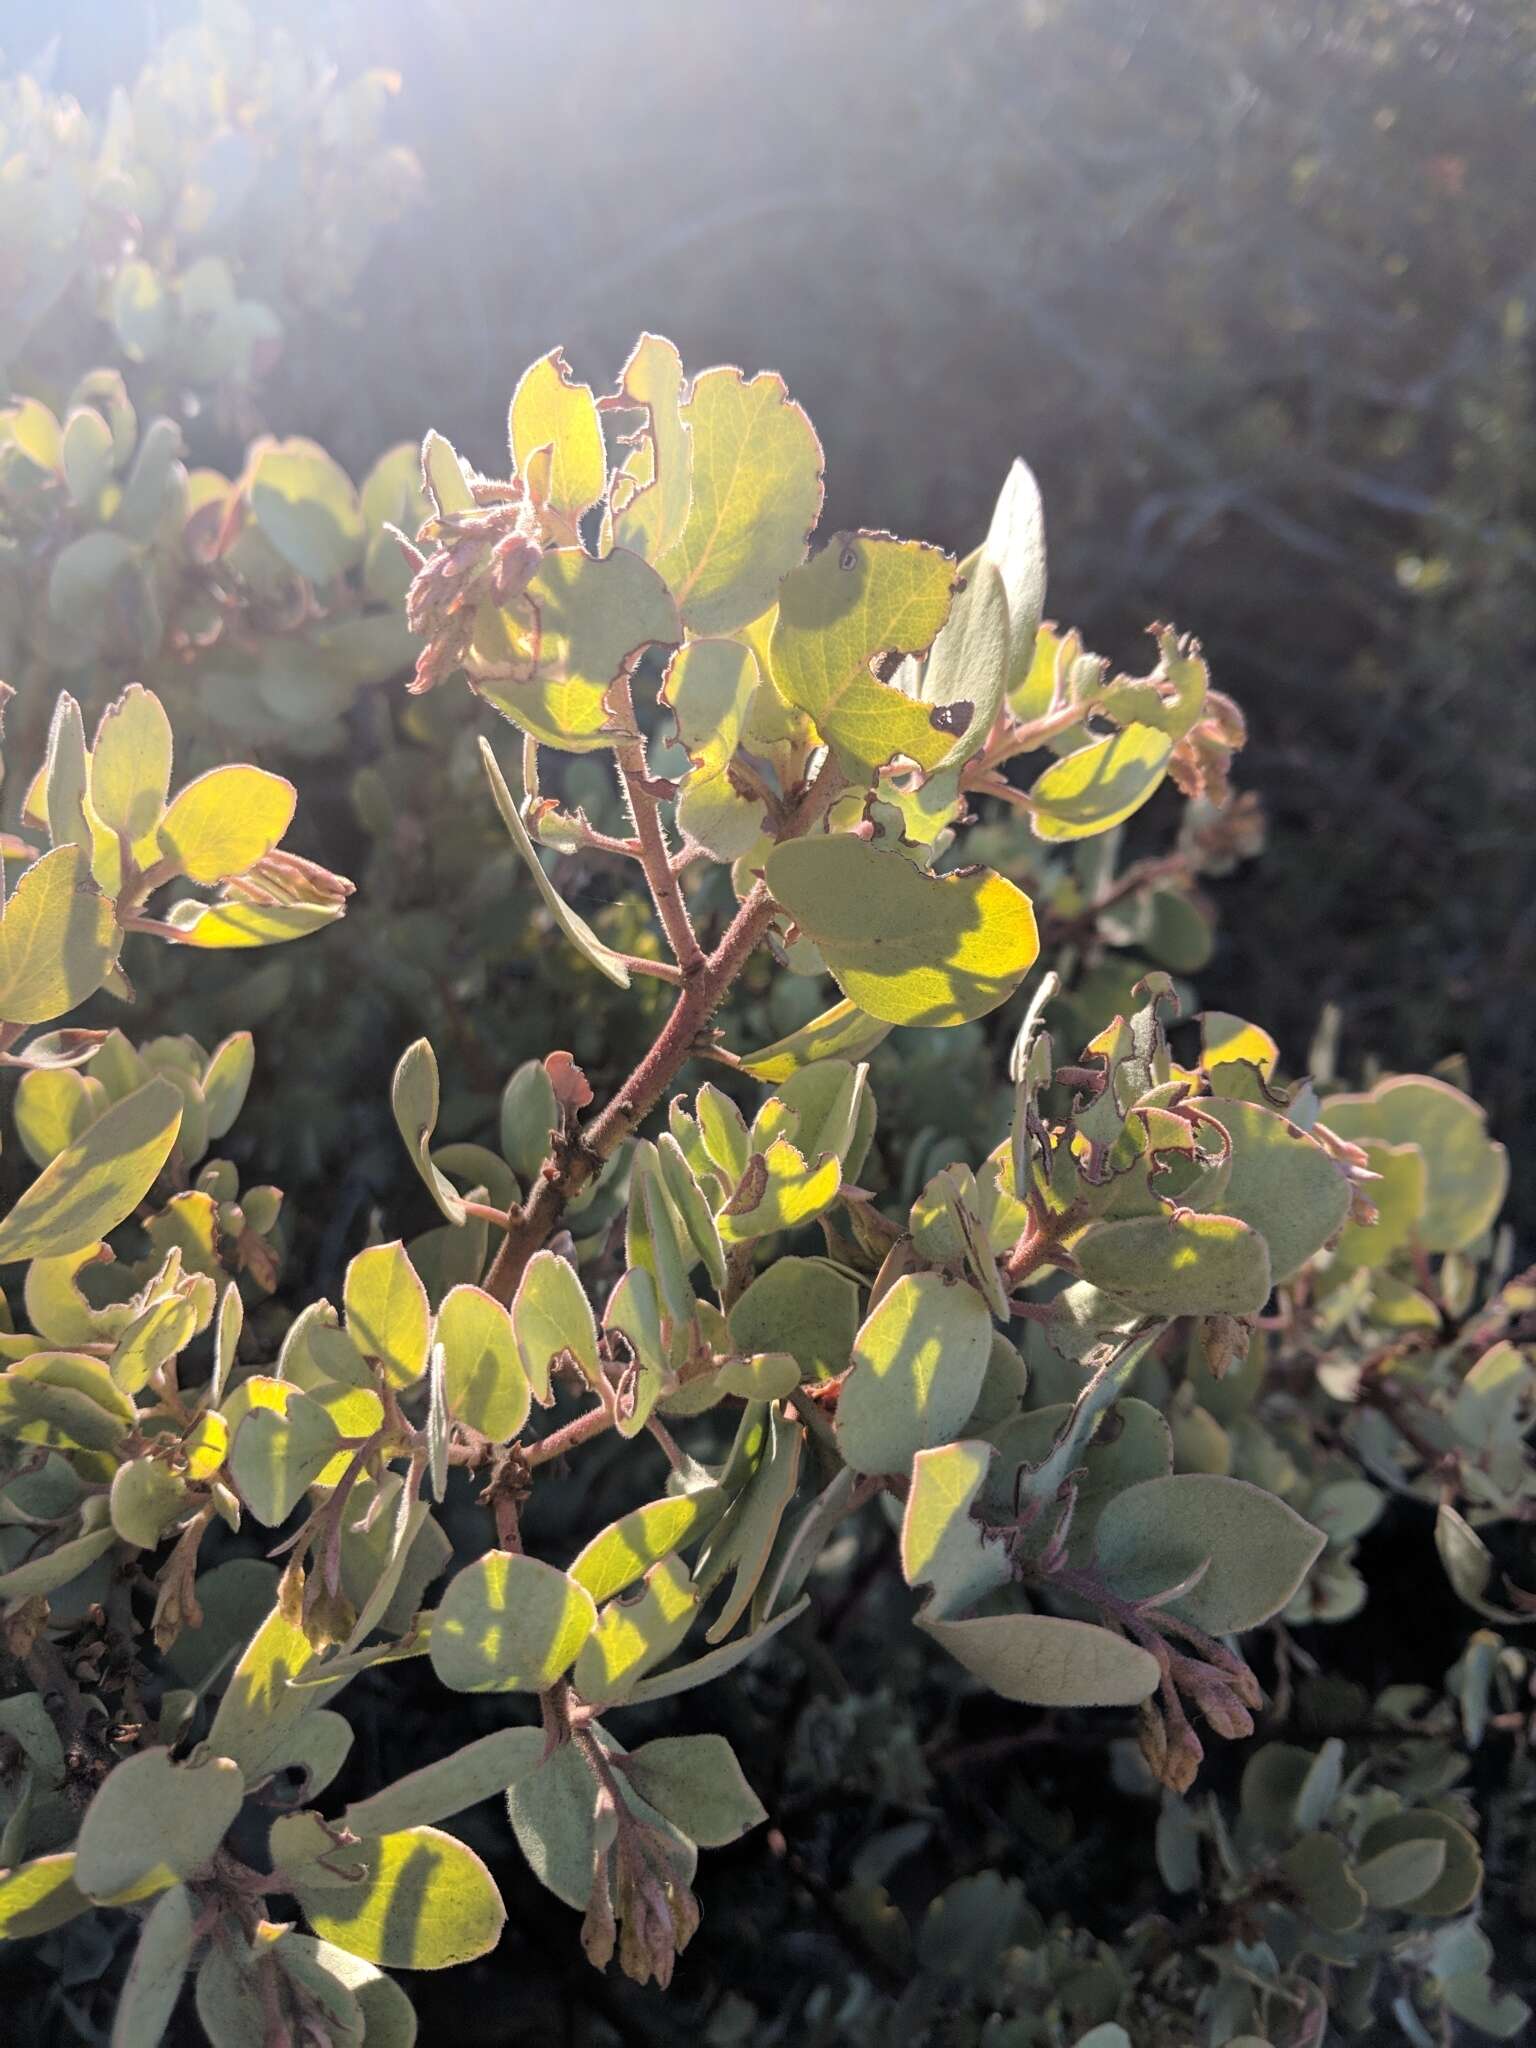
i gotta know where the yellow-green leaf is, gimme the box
[1028,723,1172,841]
[90,685,173,864]
[429,1550,596,1693]
[835,1272,993,1476]
[248,438,365,585]
[293,1826,505,1969]
[610,332,692,562]
[0,1077,183,1263]
[765,836,1038,1028]
[345,1241,430,1387]
[510,349,607,519]
[0,846,120,1026]
[770,533,958,776]
[468,545,679,752]
[478,738,631,985]
[656,365,823,635]
[436,1284,529,1442]
[158,767,297,884]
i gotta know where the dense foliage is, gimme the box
[0,7,1531,2046]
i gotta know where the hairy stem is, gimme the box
[482,755,845,1305]
[611,672,704,975]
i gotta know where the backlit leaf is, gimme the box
[510,348,606,518]
[0,1077,183,1263]
[429,1550,596,1693]
[765,837,1038,1028]
[0,847,120,1026]
[657,365,823,635]
[158,767,296,885]
[1028,724,1172,841]
[770,533,957,776]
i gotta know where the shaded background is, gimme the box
[3,4,1535,2041]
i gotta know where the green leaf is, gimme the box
[230,1383,342,1525]
[164,899,344,948]
[344,1729,543,1839]
[505,1732,606,1908]
[1321,1076,1507,1252]
[575,1552,702,1703]
[922,1612,1160,1706]
[1357,1811,1481,1917]
[1028,724,1172,841]
[728,1257,860,1382]
[468,546,679,752]
[429,1550,596,1693]
[769,533,957,776]
[511,1249,599,1400]
[915,554,1010,772]
[765,837,1038,1028]
[390,1038,467,1225]
[835,1273,993,1476]
[901,1439,1013,1618]
[0,1077,183,1263]
[62,406,115,505]
[158,766,296,884]
[0,846,120,1026]
[15,1067,107,1168]
[1333,1139,1427,1269]
[1357,1837,1448,1910]
[739,997,894,1082]
[982,459,1048,694]
[304,1943,419,2048]
[345,1240,430,1387]
[479,738,631,986]
[249,438,365,584]
[201,1033,255,1140]
[0,1523,117,1598]
[610,333,693,561]
[619,1595,810,1706]
[75,1746,244,1903]
[436,1284,529,1441]
[421,429,476,518]
[1200,1097,1351,1282]
[695,1404,803,1641]
[568,1487,726,1606]
[1093,1474,1326,1632]
[91,685,172,862]
[656,365,823,635]
[113,1882,195,2048]
[621,1734,766,1847]
[110,1454,190,1547]
[293,1826,506,1970]
[663,638,766,859]
[1075,1211,1272,1317]
[205,1599,335,1781]
[112,260,169,360]
[0,1853,92,1939]
[510,349,606,519]
[1276,1833,1367,1934]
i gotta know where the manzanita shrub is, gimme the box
[0,329,1528,2048]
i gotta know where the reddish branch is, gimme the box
[481,756,845,1305]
